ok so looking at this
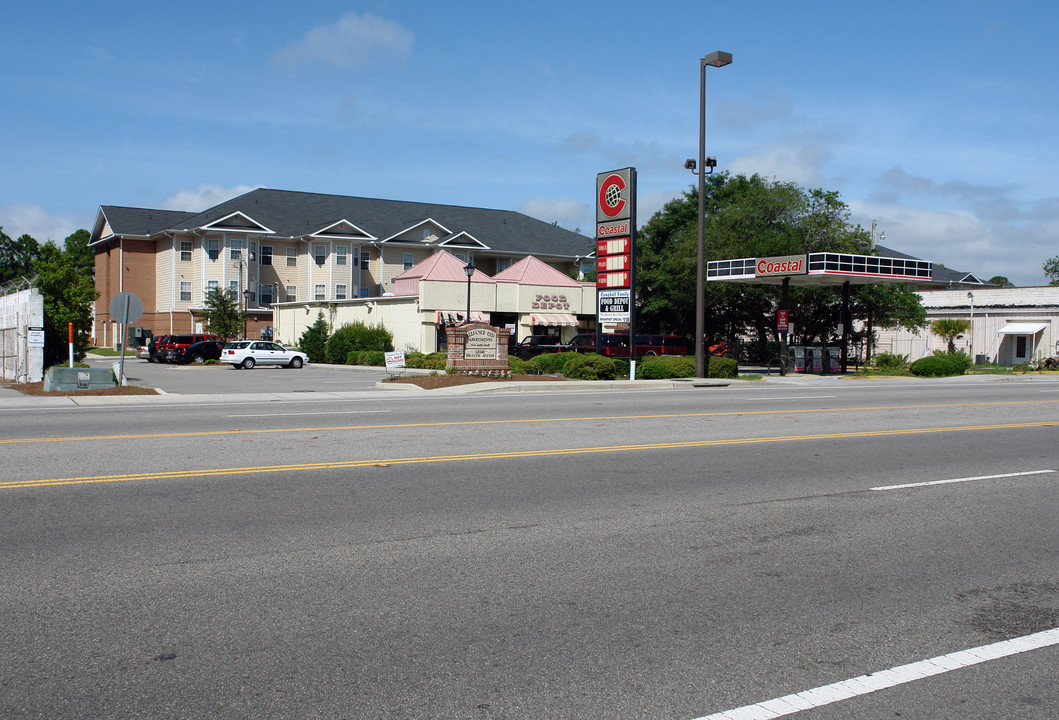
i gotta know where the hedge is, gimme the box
[637,355,696,379]
[562,353,619,380]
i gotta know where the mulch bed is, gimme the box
[3,382,160,397]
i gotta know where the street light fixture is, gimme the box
[463,258,476,324]
[688,50,731,378]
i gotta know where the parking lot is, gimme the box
[86,355,394,395]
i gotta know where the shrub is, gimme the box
[327,321,394,363]
[638,355,696,379]
[346,350,386,366]
[909,353,967,377]
[707,355,738,379]
[526,351,572,375]
[562,353,618,380]
[298,313,330,363]
[872,352,909,371]
[507,355,530,374]
[613,358,630,379]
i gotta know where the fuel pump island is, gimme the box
[707,251,938,374]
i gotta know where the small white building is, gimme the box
[876,286,1059,365]
[273,251,596,353]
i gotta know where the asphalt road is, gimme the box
[1,376,1057,719]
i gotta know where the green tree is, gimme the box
[203,287,245,340]
[930,318,971,353]
[1043,256,1059,286]
[988,275,1013,287]
[64,229,94,279]
[635,172,925,354]
[0,229,42,285]
[298,312,330,363]
[33,236,99,366]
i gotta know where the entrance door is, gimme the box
[1014,335,1030,364]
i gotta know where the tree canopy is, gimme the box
[635,172,926,359]
[1044,256,1059,286]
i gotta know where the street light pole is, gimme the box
[694,51,731,378]
[463,258,476,323]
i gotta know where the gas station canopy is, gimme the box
[707,252,935,287]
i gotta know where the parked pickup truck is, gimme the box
[512,334,569,360]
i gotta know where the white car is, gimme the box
[221,340,308,369]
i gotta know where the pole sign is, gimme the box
[595,168,636,369]
[777,309,789,332]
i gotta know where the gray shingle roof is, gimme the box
[100,188,594,259]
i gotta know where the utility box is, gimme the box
[791,346,806,373]
[43,367,117,392]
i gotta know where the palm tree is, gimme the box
[930,318,971,354]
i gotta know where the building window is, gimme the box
[230,238,242,261]
[248,241,256,262]
[261,245,273,266]
[207,238,220,261]
[403,252,414,271]
[229,280,239,300]
[180,241,192,262]
[496,258,511,272]
[180,281,192,302]
[314,245,327,266]
[206,280,219,300]
[335,284,347,300]
[286,248,298,267]
[285,285,297,302]
[453,252,466,262]
[314,284,326,300]
[360,286,371,298]
[259,284,273,306]
[361,250,370,267]
[336,245,347,266]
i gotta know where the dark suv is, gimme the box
[567,333,630,358]
[512,334,568,360]
[147,335,170,363]
[168,340,226,365]
[161,334,221,363]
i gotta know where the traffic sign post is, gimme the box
[109,292,143,386]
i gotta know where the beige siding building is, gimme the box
[89,189,594,345]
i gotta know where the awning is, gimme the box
[997,323,1047,335]
[530,313,579,327]
[436,310,490,324]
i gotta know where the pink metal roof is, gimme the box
[492,255,583,287]
[394,250,493,295]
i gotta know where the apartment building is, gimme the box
[89,188,595,345]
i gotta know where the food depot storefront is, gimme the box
[272,252,596,353]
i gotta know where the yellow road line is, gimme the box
[3,420,1054,490]
[2,399,1057,446]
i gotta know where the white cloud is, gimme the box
[729,143,831,187]
[272,12,413,72]
[161,184,260,212]
[0,204,83,244]
[519,198,590,233]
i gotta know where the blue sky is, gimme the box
[2,1,1057,285]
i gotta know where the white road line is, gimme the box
[226,410,392,418]
[870,469,1055,491]
[745,395,837,401]
[694,627,1059,720]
